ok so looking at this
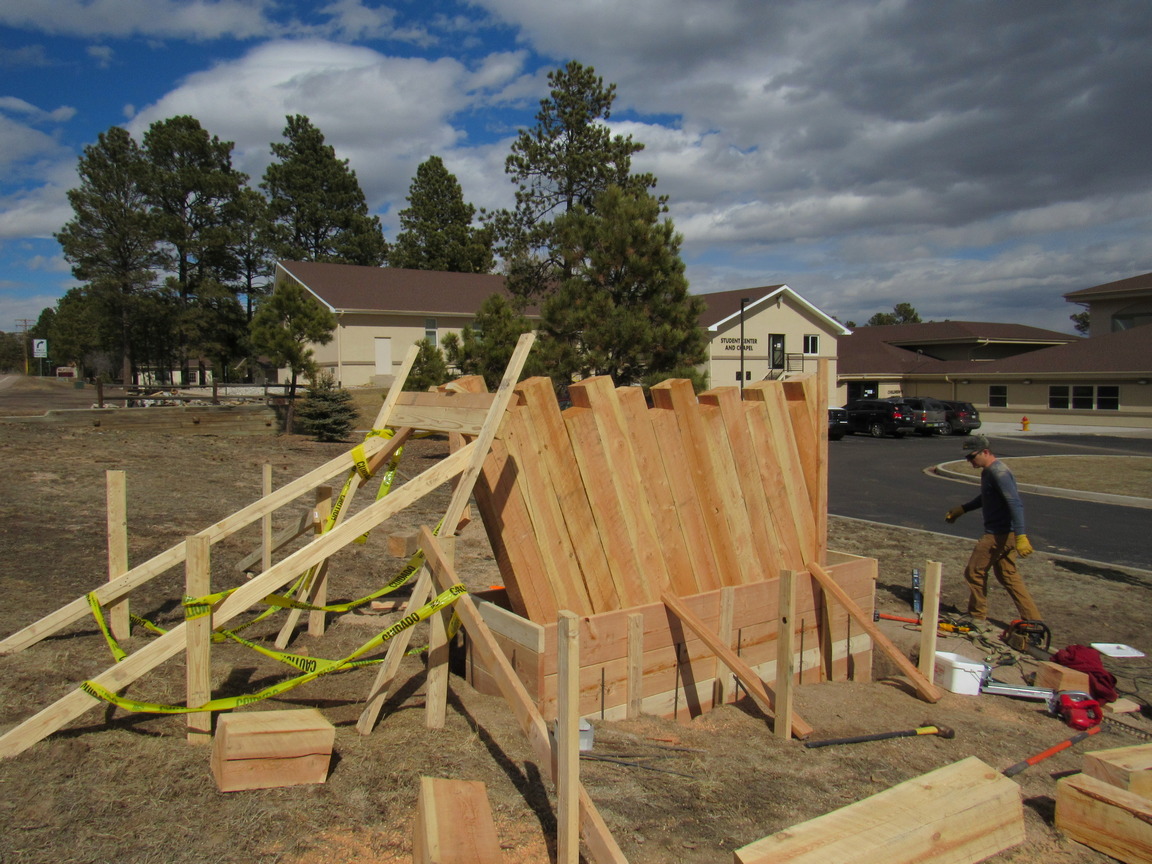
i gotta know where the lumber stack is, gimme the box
[1057,741,1152,862]
[474,375,828,623]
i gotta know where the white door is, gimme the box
[374,337,392,376]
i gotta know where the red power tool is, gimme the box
[1051,691,1102,730]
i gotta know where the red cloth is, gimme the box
[1052,644,1118,703]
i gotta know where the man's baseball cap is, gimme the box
[962,434,990,453]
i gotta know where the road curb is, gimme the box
[931,460,1152,511]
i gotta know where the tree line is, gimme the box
[33,60,709,394]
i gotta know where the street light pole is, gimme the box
[739,298,750,389]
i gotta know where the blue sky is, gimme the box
[3,0,1152,335]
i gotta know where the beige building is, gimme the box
[697,285,849,400]
[1064,271,1152,335]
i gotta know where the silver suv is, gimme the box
[886,397,949,436]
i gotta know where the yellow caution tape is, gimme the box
[86,593,128,663]
[80,583,467,714]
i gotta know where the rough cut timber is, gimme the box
[733,756,1025,864]
[413,777,504,864]
[1056,771,1152,864]
[1033,660,1093,694]
[210,708,334,792]
[1083,742,1152,798]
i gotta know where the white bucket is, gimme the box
[934,651,988,695]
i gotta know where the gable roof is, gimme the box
[697,285,851,335]
[276,260,513,316]
[1064,271,1152,302]
[845,320,1076,347]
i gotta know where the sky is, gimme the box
[3,0,1152,336]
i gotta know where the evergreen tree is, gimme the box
[249,279,337,432]
[539,185,706,387]
[442,293,540,391]
[866,303,922,326]
[388,156,493,273]
[1070,309,1090,335]
[261,115,387,266]
[231,186,274,321]
[405,337,450,391]
[296,372,359,441]
[55,126,163,383]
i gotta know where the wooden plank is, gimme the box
[236,508,313,574]
[307,486,333,638]
[808,562,942,703]
[185,534,212,742]
[426,536,455,731]
[650,379,743,590]
[713,587,736,706]
[782,374,821,561]
[1084,742,1152,798]
[569,377,671,600]
[627,612,644,719]
[646,397,722,593]
[1056,771,1152,864]
[814,359,830,559]
[420,528,628,864]
[735,757,1024,864]
[390,390,496,436]
[775,569,797,740]
[517,378,614,613]
[563,405,645,609]
[211,708,334,793]
[741,400,806,570]
[413,777,504,864]
[660,590,813,739]
[261,464,273,573]
[918,560,942,682]
[1034,661,1093,693]
[105,470,130,641]
[557,611,581,864]
[698,388,783,582]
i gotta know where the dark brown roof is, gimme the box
[1064,271,1152,301]
[845,320,1076,346]
[971,324,1152,375]
[277,260,514,315]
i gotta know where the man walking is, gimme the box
[945,435,1042,627]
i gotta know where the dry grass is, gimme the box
[945,455,1152,498]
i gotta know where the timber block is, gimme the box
[413,777,503,864]
[210,708,334,792]
[1033,660,1093,694]
[1056,772,1152,863]
[388,530,421,558]
[734,756,1024,864]
[1083,742,1152,798]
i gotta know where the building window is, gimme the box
[989,385,1008,408]
[802,334,819,355]
[425,318,437,342]
[1049,384,1120,410]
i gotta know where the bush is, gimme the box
[296,373,359,441]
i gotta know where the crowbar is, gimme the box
[804,724,955,749]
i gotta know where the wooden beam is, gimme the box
[261,463,273,574]
[425,537,455,730]
[420,527,628,864]
[808,562,942,703]
[105,470,130,641]
[185,534,212,742]
[306,486,333,638]
[1056,771,1152,864]
[660,590,813,739]
[918,561,942,683]
[774,569,797,741]
[413,777,504,864]
[735,757,1024,864]
[713,587,736,707]
[1082,742,1152,798]
[557,610,581,864]
[627,612,643,719]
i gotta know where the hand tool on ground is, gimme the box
[803,724,954,749]
[1002,725,1102,777]
[873,611,975,634]
[911,568,922,615]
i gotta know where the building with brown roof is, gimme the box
[1064,271,1152,335]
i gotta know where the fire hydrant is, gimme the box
[1020,416,1030,431]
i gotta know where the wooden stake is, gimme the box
[660,590,813,739]
[261,463,273,574]
[306,486,333,638]
[808,562,943,703]
[185,534,212,742]
[557,610,581,864]
[627,612,644,719]
[425,536,454,730]
[918,560,942,683]
[105,470,130,641]
[713,586,736,707]
[775,569,797,740]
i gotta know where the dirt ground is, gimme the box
[1,403,1151,862]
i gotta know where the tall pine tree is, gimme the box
[261,115,387,266]
[388,156,493,273]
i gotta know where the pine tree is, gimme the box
[405,338,450,391]
[296,372,359,442]
[442,293,540,391]
[261,115,387,266]
[539,185,706,387]
[389,156,493,273]
[55,126,163,383]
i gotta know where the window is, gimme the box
[1050,384,1120,410]
[802,334,819,355]
[988,385,1007,408]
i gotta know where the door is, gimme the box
[769,334,785,370]
[374,337,392,377]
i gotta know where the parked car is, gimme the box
[940,400,982,435]
[887,396,949,436]
[843,399,916,438]
[829,407,849,440]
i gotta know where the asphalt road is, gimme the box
[828,431,1152,571]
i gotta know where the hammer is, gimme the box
[803,724,955,749]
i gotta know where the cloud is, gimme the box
[0,0,278,40]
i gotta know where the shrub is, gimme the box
[296,373,359,441]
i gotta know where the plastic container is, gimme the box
[933,651,988,695]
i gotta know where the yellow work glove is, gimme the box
[1015,534,1034,557]
[945,506,965,523]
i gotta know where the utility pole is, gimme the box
[739,298,750,389]
[15,319,32,375]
